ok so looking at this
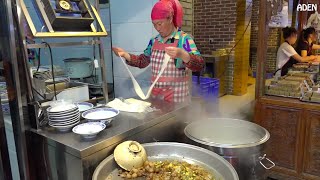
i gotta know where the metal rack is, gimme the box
[20,0,108,37]
[18,0,110,103]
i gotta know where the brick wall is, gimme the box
[194,0,254,94]
[250,0,280,73]
[180,0,193,34]
[249,0,259,71]
[194,0,237,54]
[194,0,237,94]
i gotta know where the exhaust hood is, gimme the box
[20,0,108,38]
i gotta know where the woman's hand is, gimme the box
[165,47,190,63]
[112,47,130,61]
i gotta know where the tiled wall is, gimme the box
[110,0,158,98]
[110,0,195,98]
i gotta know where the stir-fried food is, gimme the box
[118,160,215,180]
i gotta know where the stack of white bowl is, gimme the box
[47,103,80,132]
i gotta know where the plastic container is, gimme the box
[192,76,219,101]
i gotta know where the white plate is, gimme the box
[48,104,77,113]
[82,108,119,120]
[49,121,80,132]
[49,114,80,122]
[48,112,80,120]
[49,119,80,126]
[49,115,80,124]
[48,108,79,115]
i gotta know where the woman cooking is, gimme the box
[112,0,204,103]
[275,27,316,77]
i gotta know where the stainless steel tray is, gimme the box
[92,142,238,180]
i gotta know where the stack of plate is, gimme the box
[47,104,80,132]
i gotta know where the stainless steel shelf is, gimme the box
[26,40,101,49]
[18,0,110,103]
[20,0,108,38]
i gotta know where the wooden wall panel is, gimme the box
[304,111,320,177]
[260,104,302,171]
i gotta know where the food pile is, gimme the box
[118,160,215,180]
[265,73,313,98]
[292,63,310,70]
[302,91,320,102]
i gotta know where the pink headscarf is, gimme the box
[151,0,184,28]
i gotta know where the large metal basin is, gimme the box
[184,118,274,180]
[92,142,238,180]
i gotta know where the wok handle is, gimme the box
[259,154,275,170]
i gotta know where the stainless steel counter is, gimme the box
[26,98,205,180]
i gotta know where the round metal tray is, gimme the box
[92,142,238,180]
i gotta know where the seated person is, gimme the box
[275,27,316,78]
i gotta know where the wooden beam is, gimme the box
[255,0,269,99]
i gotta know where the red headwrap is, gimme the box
[151,0,184,28]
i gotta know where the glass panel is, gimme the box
[263,0,320,103]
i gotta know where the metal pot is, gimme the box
[92,142,239,180]
[184,118,275,180]
[63,58,93,79]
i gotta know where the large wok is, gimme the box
[92,142,238,180]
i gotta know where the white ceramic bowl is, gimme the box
[76,102,94,112]
[82,108,119,120]
[114,141,147,171]
[72,122,106,139]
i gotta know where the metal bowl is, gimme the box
[92,142,239,180]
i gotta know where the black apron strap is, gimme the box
[273,68,281,76]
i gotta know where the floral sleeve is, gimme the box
[126,39,154,68]
[181,35,204,72]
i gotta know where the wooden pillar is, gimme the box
[298,0,308,31]
[255,0,268,99]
